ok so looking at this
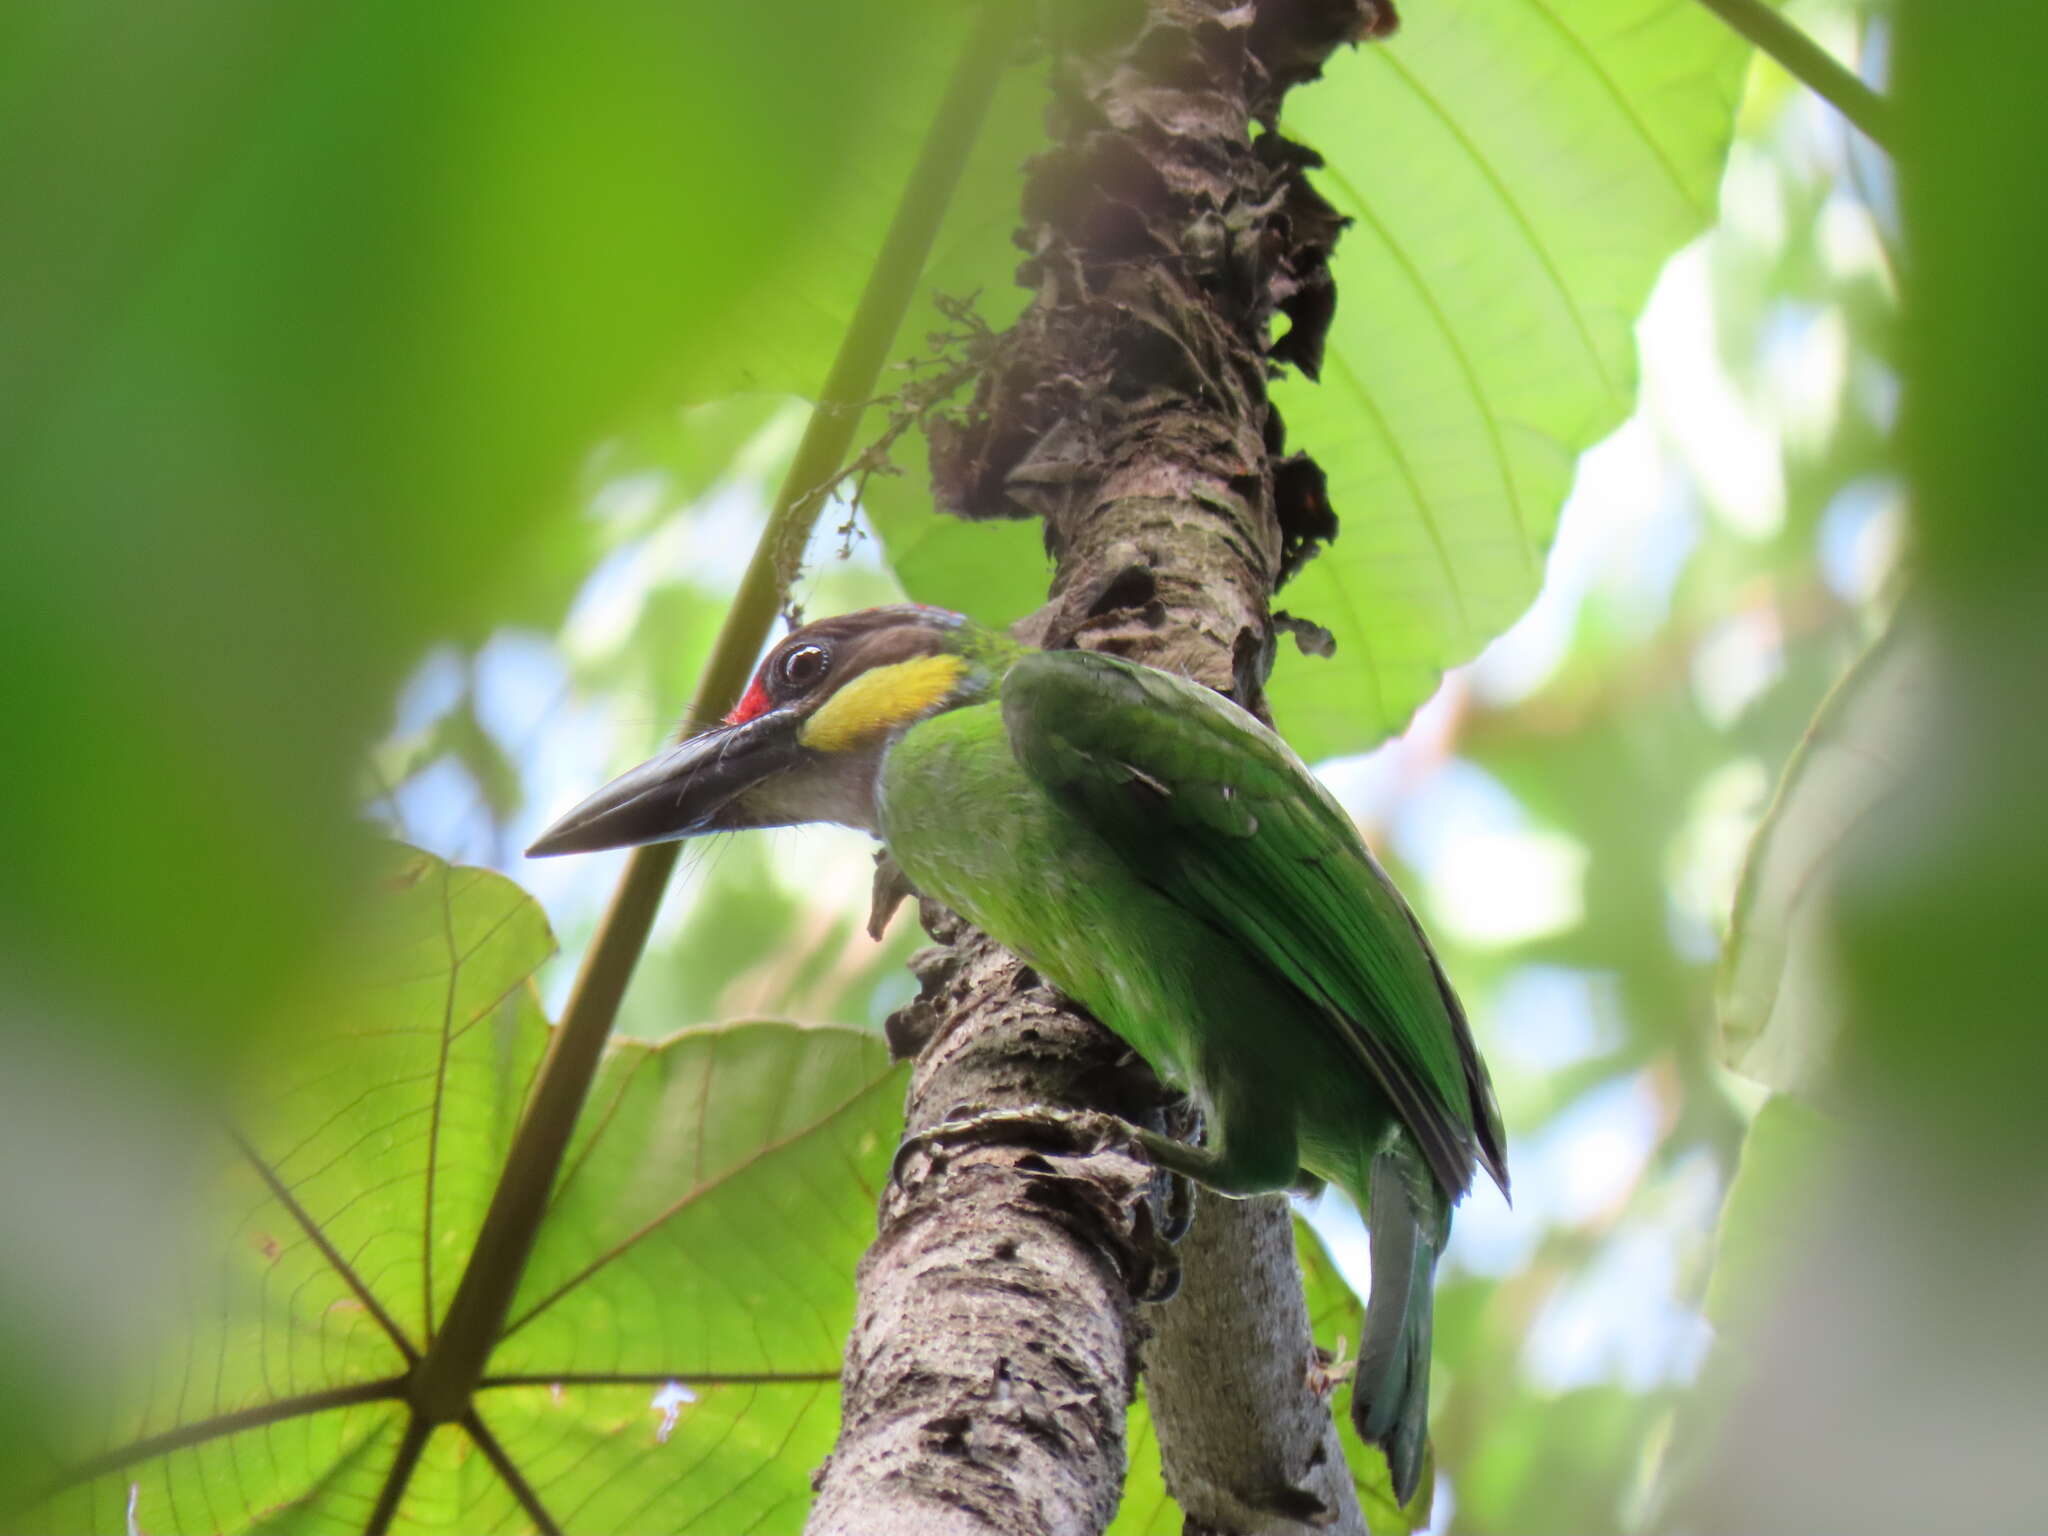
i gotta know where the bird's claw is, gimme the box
[1156,1165,1196,1244]
[866,851,915,941]
[1155,1100,1202,1243]
[889,1105,1142,1185]
[1306,1335,1355,1401]
[891,1106,1192,1305]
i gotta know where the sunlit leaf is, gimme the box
[1268,0,1747,757]
[670,16,1044,409]
[641,22,1051,560]
[862,0,1748,761]
[1108,1394,1176,1536]
[846,52,1053,631]
[466,1381,841,1535]
[20,849,901,1533]
[864,486,1050,638]
[496,1021,898,1384]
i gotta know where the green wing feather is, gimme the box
[1003,649,1508,1201]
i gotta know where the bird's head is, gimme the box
[527,604,999,856]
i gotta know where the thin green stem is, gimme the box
[404,0,1020,1434]
[1693,0,1892,148]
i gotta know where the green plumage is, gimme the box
[880,645,1507,1504]
[531,607,1508,1505]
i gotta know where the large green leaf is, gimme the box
[864,485,1051,640]
[1270,0,1747,757]
[865,0,1748,760]
[20,849,902,1534]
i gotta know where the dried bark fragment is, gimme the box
[932,0,1378,632]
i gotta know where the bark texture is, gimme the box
[811,2,1388,1530]
[808,914,1177,1536]
[1144,1196,1361,1533]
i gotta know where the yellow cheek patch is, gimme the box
[800,654,966,752]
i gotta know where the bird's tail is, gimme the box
[1350,1151,1442,1507]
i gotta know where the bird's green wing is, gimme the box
[1003,648,1507,1200]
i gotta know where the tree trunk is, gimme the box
[808,3,1390,1530]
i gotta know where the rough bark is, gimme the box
[807,914,1174,1536]
[810,2,1388,1530]
[1143,1196,1361,1533]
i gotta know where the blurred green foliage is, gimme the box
[342,28,1898,1511]
[1676,3,2048,1530]
[0,0,1013,1512]
[1,0,971,1066]
[11,0,2034,1531]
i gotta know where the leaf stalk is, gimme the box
[1693,0,1893,147]
[401,0,1019,1435]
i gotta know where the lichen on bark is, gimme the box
[810,3,1392,1531]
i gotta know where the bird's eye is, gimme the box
[777,643,831,692]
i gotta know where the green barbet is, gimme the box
[529,604,1507,1502]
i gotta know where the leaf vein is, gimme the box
[1317,158,1539,576]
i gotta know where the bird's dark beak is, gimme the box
[525,710,803,857]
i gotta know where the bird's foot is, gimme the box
[889,1105,1149,1187]
[1156,1163,1196,1245]
[1153,1101,1201,1244]
[1306,1335,1355,1402]
[1247,1481,1337,1528]
[866,851,916,941]
[890,1106,1184,1303]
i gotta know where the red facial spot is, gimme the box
[725,674,772,725]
